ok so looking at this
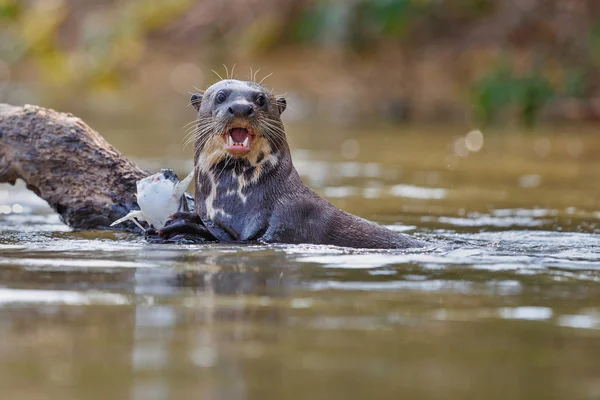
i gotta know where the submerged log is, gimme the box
[0,104,148,230]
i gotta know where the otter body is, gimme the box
[175,79,422,249]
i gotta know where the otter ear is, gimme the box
[276,97,287,115]
[190,93,203,112]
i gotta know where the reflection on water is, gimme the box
[1,124,600,399]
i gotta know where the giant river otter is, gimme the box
[159,79,423,249]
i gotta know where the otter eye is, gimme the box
[216,92,226,104]
[255,94,266,107]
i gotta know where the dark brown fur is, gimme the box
[180,79,423,249]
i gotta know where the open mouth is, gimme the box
[224,127,254,155]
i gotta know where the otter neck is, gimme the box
[203,148,291,182]
[194,144,294,211]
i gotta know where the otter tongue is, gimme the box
[230,128,249,144]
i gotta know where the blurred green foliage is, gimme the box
[472,61,555,128]
[517,72,554,128]
[1,0,192,90]
[472,61,516,126]
[0,0,19,19]
[288,0,493,51]
[471,56,596,127]
[360,0,417,37]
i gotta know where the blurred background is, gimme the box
[2,2,600,400]
[2,0,600,128]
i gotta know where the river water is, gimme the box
[1,120,599,399]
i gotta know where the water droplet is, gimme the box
[465,130,484,152]
[290,298,313,309]
[533,137,551,158]
[191,346,217,368]
[519,174,541,188]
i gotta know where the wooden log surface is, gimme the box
[0,104,149,231]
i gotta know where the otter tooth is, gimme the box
[242,137,249,147]
[227,134,233,146]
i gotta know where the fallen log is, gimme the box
[0,104,148,231]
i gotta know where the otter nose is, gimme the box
[228,103,254,117]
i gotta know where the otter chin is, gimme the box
[166,79,423,249]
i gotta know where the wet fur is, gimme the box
[190,80,423,249]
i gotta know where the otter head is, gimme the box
[190,80,287,171]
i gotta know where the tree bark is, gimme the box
[0,103,148,231]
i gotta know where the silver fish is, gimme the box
[111,169,194,231]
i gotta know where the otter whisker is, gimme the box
[183,124,212,140]
[211,69,224,81]
[268,132,287,151]
[260,127,280,149]
[260,120,287,150]
[253,69,260,82]
[182,119,200,129]
[262,115,287,124]
[183,125,212,143]
[268,99,293,112]
[263,122,287,145]
[182,125,196,134]
[183,121,221,147]
[258,72,273,85]
[182,130,198,144]
[183,118,215,134]
[215,155,232,183]
[183,129,212,149]
[185,89,206,108]
[183,115,219,131]
[261,116,287,131]
[188,122,220,140]
[188,134,213,151]
[231,63,236,79]
[223,64,229,80]
[189,131,212,148]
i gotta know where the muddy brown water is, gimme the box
[1,118,600,399]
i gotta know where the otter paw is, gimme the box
[157,212,215,241]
